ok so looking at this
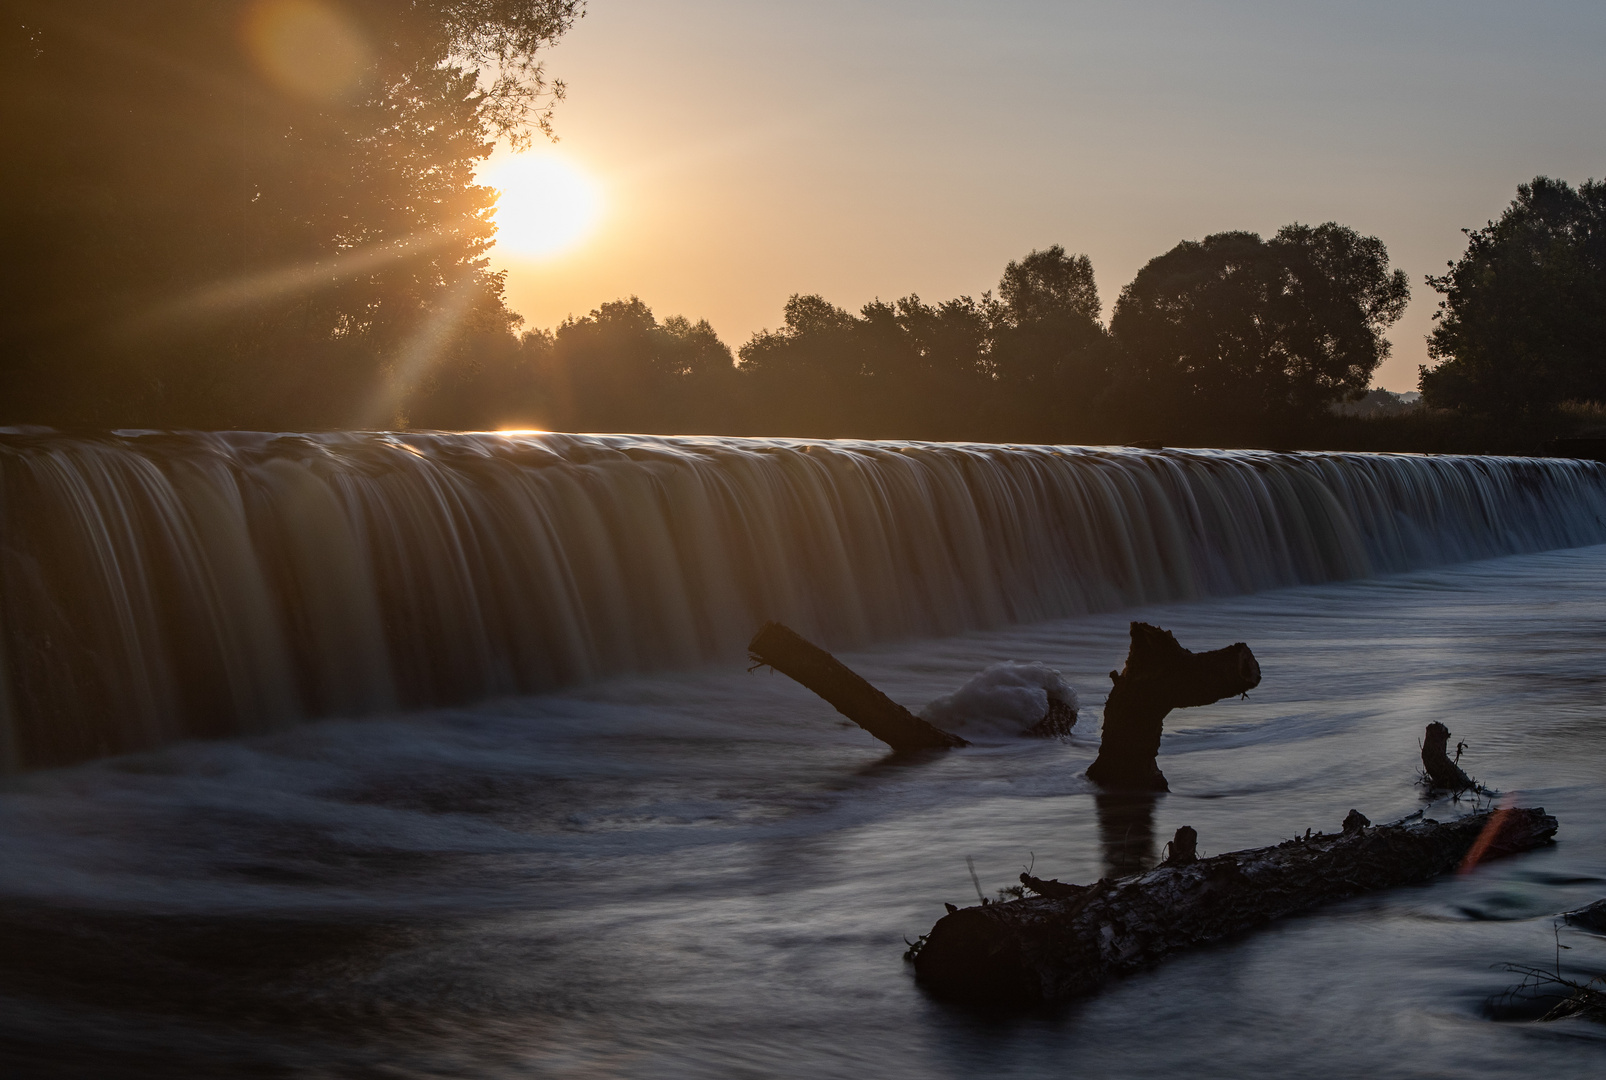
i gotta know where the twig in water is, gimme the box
[965,856,987,905]
[1493,923,1606,1023]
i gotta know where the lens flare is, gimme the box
[244,0,372,102]
[485,155,605,259]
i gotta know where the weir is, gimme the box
[2,429,1605,770]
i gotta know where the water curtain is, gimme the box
[3,431,1603,769]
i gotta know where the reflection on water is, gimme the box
[1095,793,1160,879]
[4,546,1606,1076]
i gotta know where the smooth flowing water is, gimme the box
[5,432,1606,768]
[2,433,1606,1076]
[3,545,1606,1077]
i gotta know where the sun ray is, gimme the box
[357,278,481,430]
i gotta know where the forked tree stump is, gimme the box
[747,622,968,751]
[913,805,1559,1004]
[1086,622,1261,791]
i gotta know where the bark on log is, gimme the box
[1086,622,1261,792]
[1028,697,1078,739]
[913,805,1558,1005]
[1421,722,1477,792]
[747,622,968,751]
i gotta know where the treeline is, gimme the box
[418,177,1606,454]
[3,5,1602,451]
[413,227,1412,447]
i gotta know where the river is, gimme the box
[3,541,1605,1076]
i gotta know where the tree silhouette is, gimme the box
[0,0,581,429]
[997,245,1100,325]
[1421,176,1606,415]
[541,298,738,434]
[1110,224,1407,424]
[989,246,1113,438]
[736,295,871,435]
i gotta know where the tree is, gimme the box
[0,0,582,429]
[543,297,738,433]
[736,291,997,439]
[1420,177,1606,415]
[1110,224,1408,424]
[732,248,1119,441]
[989,246,1114,436]
[735,295,872,435]
[997,245,1100,326]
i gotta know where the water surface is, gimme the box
[3,546,1606,1076]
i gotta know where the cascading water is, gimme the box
[3,428,1605,770]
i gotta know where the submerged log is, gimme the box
[913,805,1558,1005]
[1029,697,1079,739]
[1565,898,1606,933]
[1086,622,1261,791]
[1421,722,1478,792]
[747,622,968,751]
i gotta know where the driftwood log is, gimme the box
[747,622,968,751]
[1566,898,1606,933]
[1032,698,1079,738]
[913,805,1558,1004]
[1421,721,1478,792]
[1086,622,1261,791]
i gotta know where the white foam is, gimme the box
[918,661,1078,738]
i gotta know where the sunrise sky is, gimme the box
[485,0,1606,392]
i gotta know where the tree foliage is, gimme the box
[989,246,1114,431]
[513,229,1406,444]
[539,298,737,433]
[729,248,1115,439]
[997,245,1101,326]
[1110,224,1409,421]
[1420,176,1606,414]
[0,0,581,428]
[736,293,992,437]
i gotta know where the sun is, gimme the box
[485,154,604,259]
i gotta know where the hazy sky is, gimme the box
[487,0,1606,391]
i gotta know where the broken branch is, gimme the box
[747,622,968,751]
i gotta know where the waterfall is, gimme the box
[4,429,1605,769]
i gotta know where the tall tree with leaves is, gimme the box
[1110,224,1408,424]
[1420,177,1606,415]
[989,245,1113,436]
[0,0,582,429]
